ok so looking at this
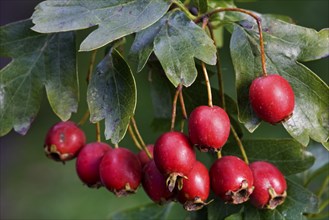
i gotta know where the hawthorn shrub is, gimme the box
[0,0,328,219]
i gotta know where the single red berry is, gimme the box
[142,160,174,204]
[76,142,111,188]
[154,131,196,192]
[137,144,154,167]
[177,161,210,211]
[210,156,254,204]
[249,74,294,123]
[99,147,142,197]
[249,161,287,209]
[44,121,86,162]
[188,105,230,152]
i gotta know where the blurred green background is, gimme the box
[0,0,328,219]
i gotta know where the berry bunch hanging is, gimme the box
[1,0,328,219]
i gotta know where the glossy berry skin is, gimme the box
[137,144,154,167]
[99,148,142,197]
[188,105,230,152]
[249,74,294,124]
[210,156,254,204]
[177,161,210,211]
[249,161,287,209]
[142,160,174,204]
[76,142,110,188]
[44,121,86,162]
[154,131,196,192]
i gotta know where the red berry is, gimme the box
[44,121,86,162]
[210,156,254,204]
[137,144,154,167]
[99,147,142,197]
[142,160,174,204]
[177,161,210,211]
[249,161,287,209]
[154,131,196,192]
[249,74,294,123]
[76,142,110,188]
[188,105,230,152]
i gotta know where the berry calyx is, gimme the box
[188,105,230,152]
[249,161,287,209]
[137,144,154,167]
[44,121,86,162]
[210,156,254,204]
[76,142,111,188]
[154,131,196,192]
[177,161,210,211]
[249,74,295,123]
[142,160,174,204]
[99,147,142,197]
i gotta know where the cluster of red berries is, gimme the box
[44,74,294,211]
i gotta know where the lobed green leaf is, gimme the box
[154,11,217,87]
[0,19,77,136]
[31,0,171,51]
[87,49,136,144]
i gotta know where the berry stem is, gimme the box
[114,143,119,149]
[195,7,268,77]
[317,176,329,199]
[201,17,213,108]
[128,125,142,150]
[231,125,249,164]
[171,84,183,131]
[130,117,153,159]
[86,50,98,83]
[179,89,188,120]
[207,23,226,109]
[77,110,90,126]
[217,151,222,159]
[96,122,101,142]
[179,89,187,132]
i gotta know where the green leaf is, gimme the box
[110,203,173,220]
[87,49,136,144]
[208,197,243,220]
[223,139,315,176]
[0,19,77,136]
[225,213,243,220]
[149,63,172,119]
[31,0,171,51]
[129,15,168,73]
[229,15,329,146]
[154,11,217,87]
[244,178,318,220]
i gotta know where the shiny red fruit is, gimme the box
[188,105,230,152]
[44,121,86,162]
[249,161,287,209]
[154,131,196,192]
[137,144,154,167]
[142,160,174,204]
[76,142,110,188]
[210,156,254,204]
[177,161,210,211]
[249,74,294,123]
[99,148,142,197]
